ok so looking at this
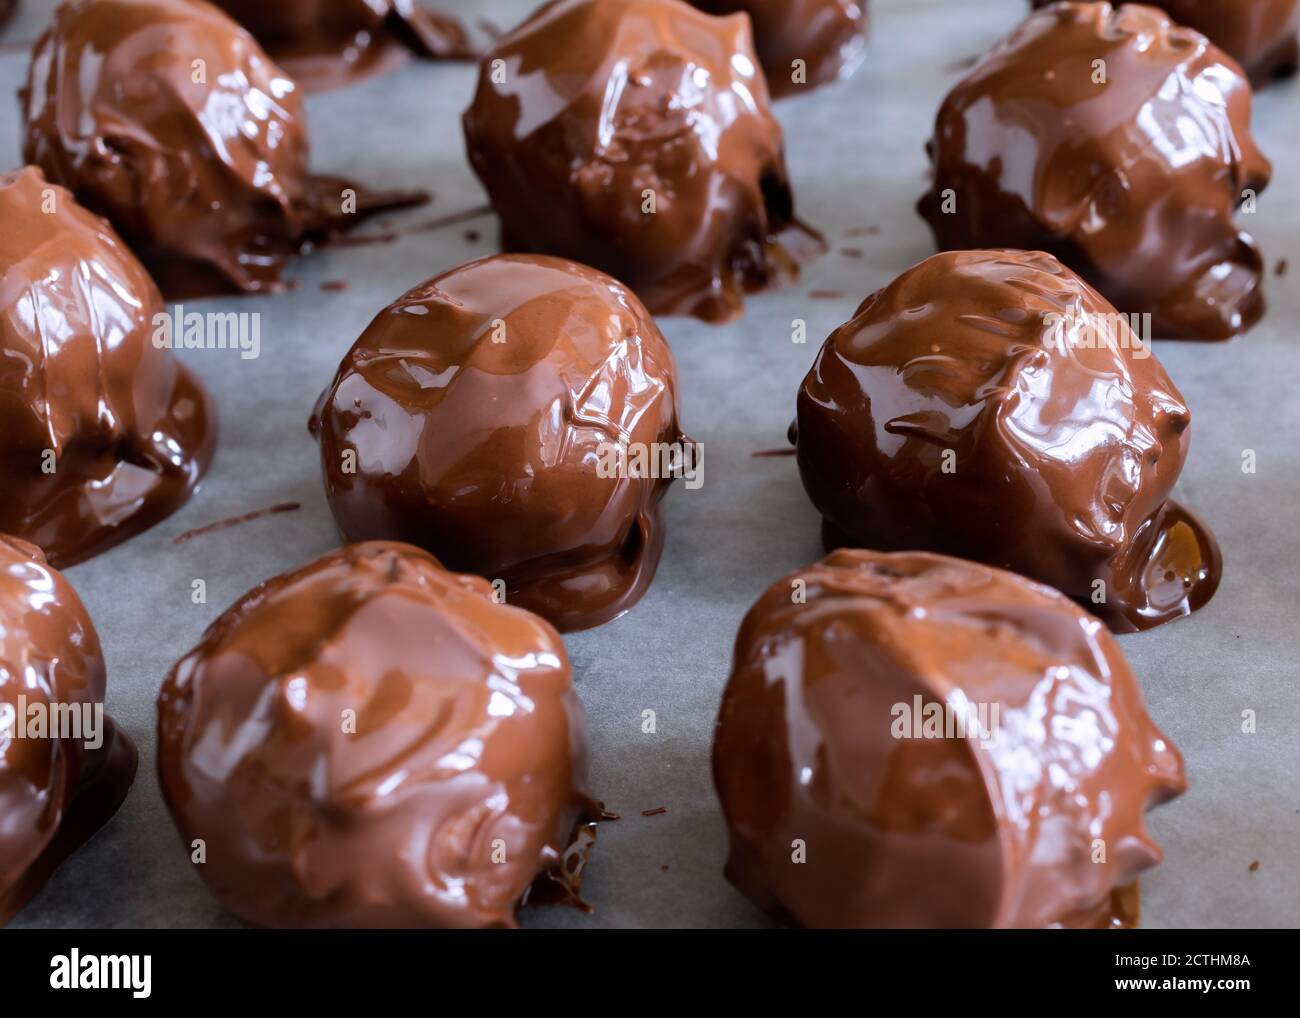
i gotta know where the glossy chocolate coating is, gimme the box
[795,249,1221,633]
[0,166,216,568]
[209,0,474,92]
[919,1,1271,341]
[311,254,688,632]
[690,0,867,97]
[21,0,424,298]
[157,541,592,929]
[1,535,138,925]
[462,0,818,323]
[713,548,1186,928]
[1032,0,1299,86]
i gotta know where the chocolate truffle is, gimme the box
[713,548,1187,928]
[311,254,691,632]
[919,1,1271,341]
[462,0,819,323]
[0,166,215,567]
[0,0,16,30]
[21,0,425,298]
[1,535,138,925]
[157,541,592,929]
[795,249,1221,633]
[690,1,867,97]
[1031,0,1299,87]
[208,0,474,92]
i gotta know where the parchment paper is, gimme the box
[2,0,1296,929]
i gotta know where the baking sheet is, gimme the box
[2,0,1297,929]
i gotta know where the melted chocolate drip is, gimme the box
[794,249,1221,633]
[919,1,1272,341]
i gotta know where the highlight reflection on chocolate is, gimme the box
[311,254,689,632]
[157,541,592,929]
[795,249,1221,633]
[208,0,475,92]
[713,548,1186,928]
[462,0,819,323]
[690,0,867,97]
[0,166,216,568]
[919,1,1271,341]
[1031,0,1300,87]
[21,0,427,298]
[1,535,138,925]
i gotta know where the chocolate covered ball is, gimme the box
[690,0,867,97]
[462,0,818,323]
[1,535,138,925]
[157,541,593,929]
[919,1,1271,341]
[311,254,691,632]
[713,548,1186,928]
[0,166,215,567]
[21,0,423,297]
[795,249,1220,633]
[208,0,474,91]
[1031,0,1299,86]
